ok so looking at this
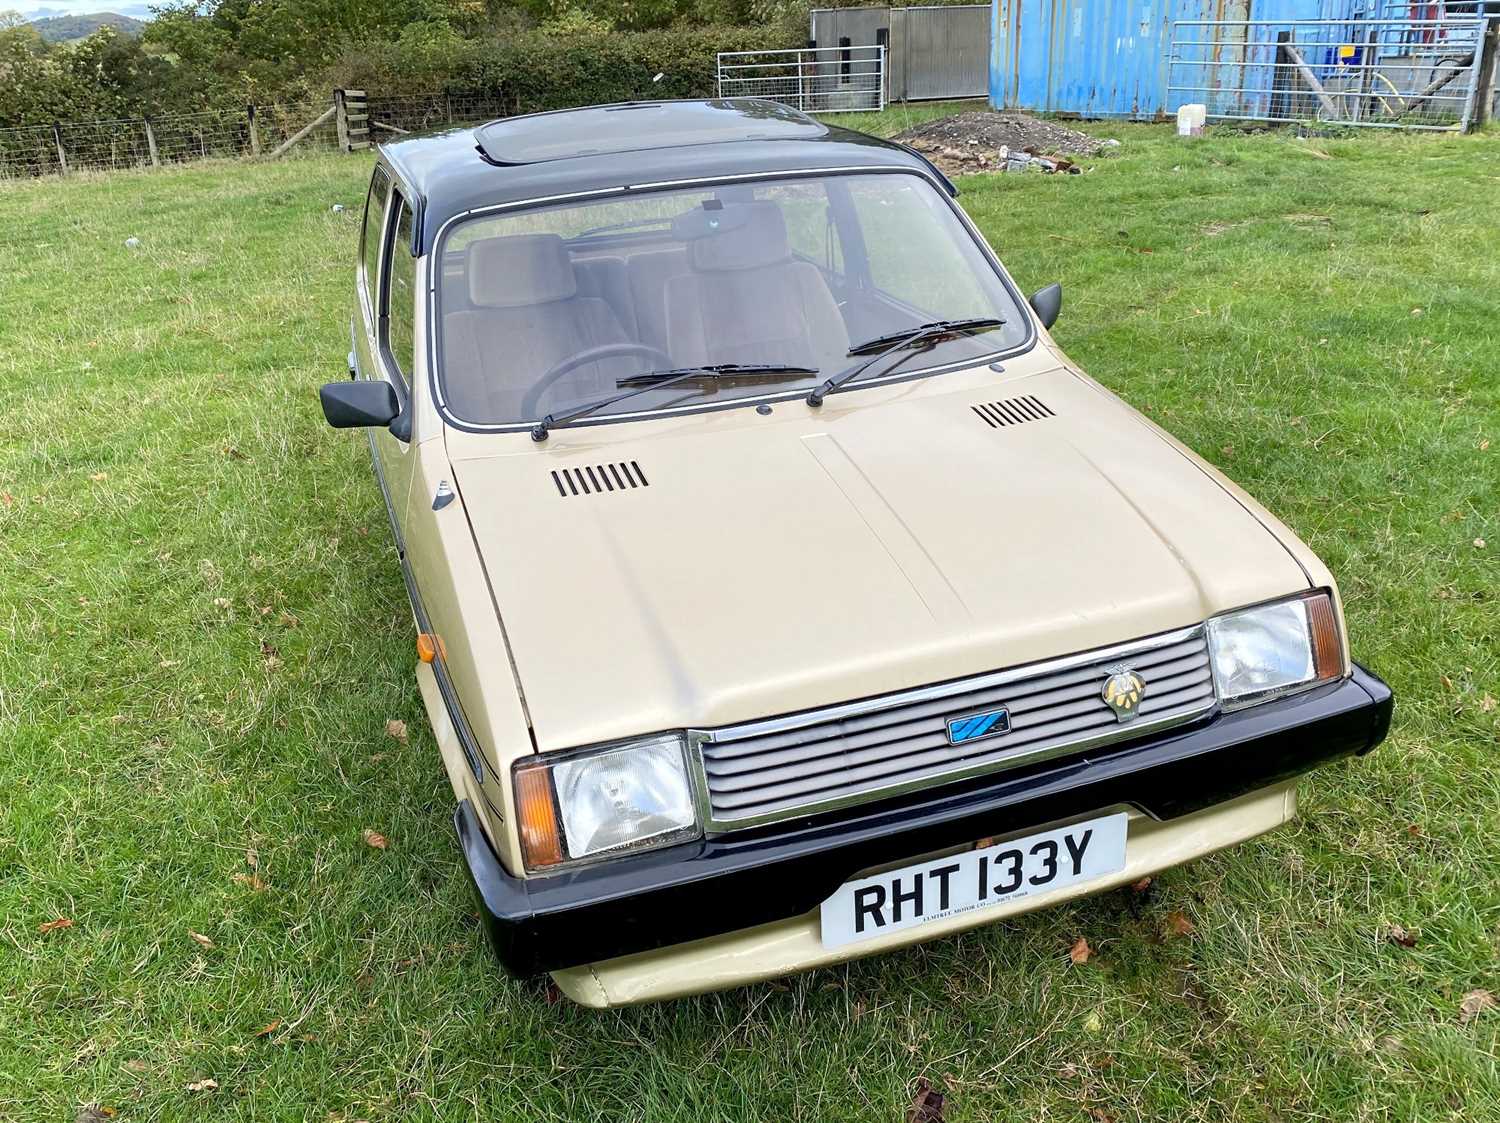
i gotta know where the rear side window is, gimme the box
[360,168,390,320]
[386,195,417,381]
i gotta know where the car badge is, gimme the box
[1101,667,1146,722]
[946,707,1011,746]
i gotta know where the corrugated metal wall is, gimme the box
[988,0,1365,118]
[892,7,994,99]
[811,6,993,101]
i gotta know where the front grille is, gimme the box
[692,626,1215,830]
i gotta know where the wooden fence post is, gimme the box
[1475,19,1499,128]
[52,122,68,174]
[334,88,351,152]
[144,117,160,167]
[247,104,261,157]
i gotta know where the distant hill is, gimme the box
[30,12,146,43]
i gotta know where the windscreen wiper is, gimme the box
[531,364,817,442]
[807,318,1005,407]
[616,363,817,387]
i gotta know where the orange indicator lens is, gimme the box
[515,765,565,868]
[1306,594,1343,679]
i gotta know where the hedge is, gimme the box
[324,23,801,113]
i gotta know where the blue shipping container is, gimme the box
[989,0,1364,119]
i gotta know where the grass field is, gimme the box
[2,108,1497,1121]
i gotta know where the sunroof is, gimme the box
[474,99,828,166]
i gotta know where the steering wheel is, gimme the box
[522,342,675,419]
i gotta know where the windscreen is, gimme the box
[435,172,1028,426]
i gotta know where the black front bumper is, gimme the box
[456,664,1393,975]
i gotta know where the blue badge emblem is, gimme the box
[946,707,1011,745]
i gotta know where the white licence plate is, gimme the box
[819,812,1128,949]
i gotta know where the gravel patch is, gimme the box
[893,111,1115,176]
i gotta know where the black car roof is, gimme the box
[377,98,955,255]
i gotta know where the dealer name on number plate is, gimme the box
[820,812,1129,949]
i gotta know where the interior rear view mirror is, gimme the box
[1029,282,1062,330]
[320,379,399,429]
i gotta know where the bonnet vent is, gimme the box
[551,461,650,497]
[971,395,1055,429]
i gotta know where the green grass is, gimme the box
[1,115,1497,1122]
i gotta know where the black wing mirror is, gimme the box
[1029,282,1062,330]
[320,380,399,429]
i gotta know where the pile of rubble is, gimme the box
[893,111,1118,177]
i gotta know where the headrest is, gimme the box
[466,234,577,308]
[684,202,791,272]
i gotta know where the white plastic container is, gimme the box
[1177,103,1207,137]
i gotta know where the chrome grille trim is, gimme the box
[689,624,1216,832]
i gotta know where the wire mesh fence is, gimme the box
[0,90,507,179]
[0,101,344,178]
[1167,16,1489,132]
[363,91,514,138]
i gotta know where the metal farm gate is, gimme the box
[1166,13,1490,130]
[716,45,888,112]
[810,6,993,102]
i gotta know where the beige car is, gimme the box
[320,99,1392,1007]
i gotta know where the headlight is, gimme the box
[513,733,699,870]
[1207,592,1344,708]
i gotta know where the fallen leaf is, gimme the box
[124,1059,150,1074]
[1083,1009,1103,1033]
[188,930,214,949]
[1411,307,1424,317]
[254,1019,282,1038]
[38,917,73,933]
[231,872,268,892]
[1441,675,1455,692]
[1069,936,1093,965]
[245,847,259,869]
[385,718,408,745]
[1460,990,1496,1023]
[259,640,281,670]
[185,1078,218,1094]
[89,471,108,482]
[907,1077,946,1123]
[222,445,250,461]
[362,828,388,851]
[1407,823,1423,837]
[1481,695,1496,713]
[212,597,231,609]
[1165,911,1196,938]
[1087,1110,1118,1123]
[1130,876,1153,893]
[74,1106,116,1123]
[1386,924,1417,948]
[1481,438,1490,451]
[1475,538,1486,549]
[1,491,13,507]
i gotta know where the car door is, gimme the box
[354,167,417,543]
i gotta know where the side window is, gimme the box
[359,167,390,322]
[847,177,988,319]
[385,194,417,382]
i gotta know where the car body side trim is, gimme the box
[362,428,491,787]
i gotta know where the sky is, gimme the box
[11,3,156,18]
